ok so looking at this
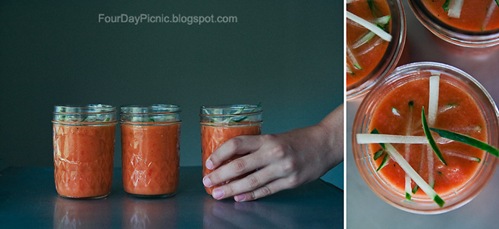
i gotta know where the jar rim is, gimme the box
[200,104,262,116]
[54,104,116,114]
[120,104,181,114]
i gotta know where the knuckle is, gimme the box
[227,137,243,151]
[281,159,297,174]
[287,175,300,188]
[258,185,273,197]
[231,158,247,174]
[246,175,260,189]
[269,144,286,159]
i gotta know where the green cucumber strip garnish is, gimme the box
[422,107,447,165]
[442,0,451,11]
[367,0,381,17]
[376,153,389,171]
[405,192,412,200]
[412,185,419,194]
[430,128,499,157]
[373,149,385,160]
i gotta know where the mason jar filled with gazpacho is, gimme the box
[409,0,499,47]
[120,104,181,197]
[200,104,262,195]
[352,62,499,214]
[53,104,117,199]
[346,0,407,100]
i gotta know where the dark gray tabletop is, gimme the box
[0,166,343,228]
[347,1,499,228]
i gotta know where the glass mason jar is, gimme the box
[346,0,407,100]
[200,104,263,195]
[408,0,499,48]
[120,104,181,197]
[52,104,117,199]
[352,62,499,214]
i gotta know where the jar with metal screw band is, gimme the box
[121,104,181,197]
[53,104,117,199]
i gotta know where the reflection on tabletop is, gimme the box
[54,197,113,229]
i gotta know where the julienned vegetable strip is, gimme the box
[384,144,445,207]
[448,0,464,18]
[357,134,430,144]
[482,0,497,30]
[428,74,440,126]
[422,107,447,165]
[430,128,499,157]
[405,101,415,200]
[346,11,392,42]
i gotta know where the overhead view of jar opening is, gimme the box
[408,0,499,47]
[352,62,499,214]
[346,0,407,100]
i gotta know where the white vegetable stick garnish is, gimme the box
[482,0,497,30]
[448,0,465,18]
[445,151,481,162]
[428,74,440,126]
[405,103,414,199]
[427,146,435,191]
[357,134,429,144]
[347,46,362,70]
[346,11,392,42]
[356,134,452,144]
[384,144,444,206]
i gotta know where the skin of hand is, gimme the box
[202,104,344,202]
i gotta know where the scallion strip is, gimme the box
[422,107,447,165]
[430,128,499,157]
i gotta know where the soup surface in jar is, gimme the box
[201,124,261,194]
[347,0,391,87]
[122,123,180,196]
[421,0,499,32]
[368,76,486,196]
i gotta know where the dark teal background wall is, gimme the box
[0,1,343,188]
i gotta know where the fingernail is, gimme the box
[213,188,224,199]
[203,176,213,187]
[234,194,246,202]
[206,158,214,170]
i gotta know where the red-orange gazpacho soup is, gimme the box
[201,124,261,195]
[53,124,115,198]
[122,123,180,196]
[420,0,499,32]
[368,75,486,196]
[346,0,391,87]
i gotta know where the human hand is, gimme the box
[202,105,343,202]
